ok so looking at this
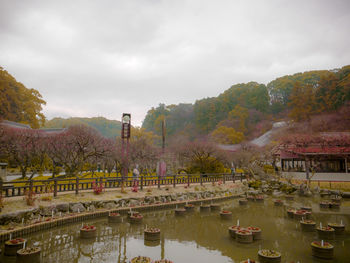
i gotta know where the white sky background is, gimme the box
[0,0,350,126]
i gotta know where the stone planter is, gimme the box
[330,202,340,209]
[228,225,242,239]
[311,241,334,259]
[184,204,195,212]
[175,208,186,216]
[255,196,264,202]
[129,214,143,224]
[274,200,283,206]
[80,225,97,238]
[239,199,248,205]
[285,195,294,201]
[144,228,160,241]
[130,256,152,263]
[247,226,262,240]
[327,222,345,234]
[16,247,41,263]
[258,249,281,263]
[319,201,330,209]
[293,210,307,221]
[300,220,316,232]
[331,196,342,203]
[127,211,140,219]
[108,213,122,223]
[200,205,210,212]
[236,229,253,243]
[317,226,335,239]
[220,210,232,220]
[4,238,26,256]
[300,206,312,211]
[210,204,221,211]
[247,196,255,202]
[287,209,296,219]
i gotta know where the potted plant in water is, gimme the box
[130,213,143,224]
[220,210,232,220]
[4,238,26,256]
[236,229,253,243]
[153,260,174,263]
[80,224,97,238]
[258,249,281,263]
[311,241,334,259]
[108,212,122,223]
[16,246,41,263]
[228,225,242,238]
[300,219,316,232]
[327,222,345,234]
[247,226,262,240]
[144,227,161,241]
[316,225,335,239]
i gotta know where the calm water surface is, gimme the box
[2,196,350,263]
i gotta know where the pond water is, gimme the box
[2,196,350,263]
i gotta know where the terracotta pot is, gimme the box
[108,213,122,223]
[286,209,295,219]
[258,249,281,263]
[220,211,232,220]
[210,204,221,211]
[4,238,26,256]
[247,226,262,240]
[175,208,186,216]
[16,247,41,263]
[184,204,195,212]
[236,229,253,243]
[228,225,242,239]
[316,227,335,239]
[80,226,97,238]
[300,220,316,232]
[274,200,283,206]
[327,223,345,234]
[311,241,334,259]
[129,214,143,224]
[144,228,160,241]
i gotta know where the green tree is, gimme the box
[0,66,46,128]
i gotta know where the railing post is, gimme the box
[140,176,143,191]
[240,173,243,182]
[173,175,176,188]
[223,174,226,184]
[54,179,58,197]
[158,174,160,189]
[200,174,203,186]
[75,177,79,195]
[187,174,190,187]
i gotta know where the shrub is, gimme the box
[92,180,104,195]
[24,190,37,206]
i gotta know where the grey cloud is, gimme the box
[0,0,350,125]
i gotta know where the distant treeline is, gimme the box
[45,117,122,138]
[142,65,350,144]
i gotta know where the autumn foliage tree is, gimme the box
[0,66,46,128]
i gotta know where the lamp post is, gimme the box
[121,113,131,193]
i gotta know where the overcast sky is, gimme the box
[1,0,350,126]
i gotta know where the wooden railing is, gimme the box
[0,173,246,198]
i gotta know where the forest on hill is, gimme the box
[142,65,350,144]
[45,117,122,138]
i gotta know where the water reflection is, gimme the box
[1,196,349,263]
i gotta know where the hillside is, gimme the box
[142,65,350,144]
[45,117,122,138]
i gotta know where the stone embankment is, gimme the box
[0,186,245,226]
